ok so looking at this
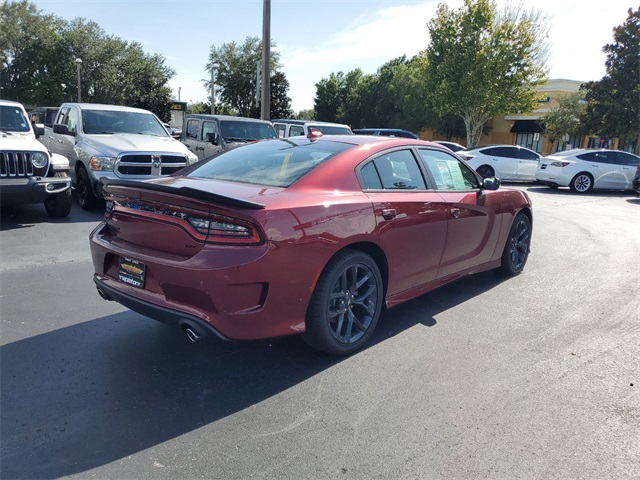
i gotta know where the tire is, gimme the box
[476,165,495,178]
[303,250,383,355]
[497,212,531,276]
[76,166,103,210]
[44,173,72,218]
[569,172,593,193]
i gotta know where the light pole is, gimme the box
[211,63,219,115]
[75,58,82,103]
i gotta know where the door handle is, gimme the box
[450,208,461,219]
[381,209,396,220]
[196,147,204,151]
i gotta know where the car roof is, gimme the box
[66,103,155,114]
[185,114,273,124]
[272,119,351,127]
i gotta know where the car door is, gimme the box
[618,152,640,189]
[360,148,449,296]
[576,151,619,189]
[516,147,540,181]
[51,106,79,164]
[182,118,200,157]
[478,146,519,180]
[200,120,223,159]
[417,147,500,278]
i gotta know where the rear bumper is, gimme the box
[94,277,230,341]
[535,168,571,187]
[0,175,71,204]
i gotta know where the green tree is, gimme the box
[426,0,549,147]
[270,71,292,119]
[543,92,585,151]
[206,36,280,118]
[294,109,315,120]
[581,7,639,154]
[314,71,347,122]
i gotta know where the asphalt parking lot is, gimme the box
[1,185,639,479]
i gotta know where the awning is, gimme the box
[510,120,545,133]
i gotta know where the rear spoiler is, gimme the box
[102,178,266,210]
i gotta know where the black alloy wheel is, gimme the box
[304,250,383,355]
[76,166,103,210]
[497,212,531,276]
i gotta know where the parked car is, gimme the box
[353,128,418,139]
[90,133,533,355]
[0,99,72,217]
[28,106,59,128]
[45,103,198,210]
[458,144,541,181]
[272,119,353,137]
[181,114,277,160]
[536,148,640,193]
[432,140,465,152]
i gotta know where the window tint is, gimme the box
[489,146,517,158]
[373,149,426,190]
[518,148,540,160]
[618,152,640,166]
[576,152,618,164]
[418,148,479,190]
[360,161,383,189]
[187,139,352,187]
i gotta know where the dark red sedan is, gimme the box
[90,133,532,355]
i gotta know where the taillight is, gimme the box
[550,161,570,167]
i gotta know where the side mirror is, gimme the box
[481,177,501,190]
[205,132,219,145]
[33,123,45,138]
[53,123,76,137]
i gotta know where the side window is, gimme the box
[480,147,496,156]
[618,152,640,166]
[577,152,599,162]
[418,148,479,191]
[360,161,383,189]
[373,149,426,190]
[289,125,304,136]
[57,107,69,127]
[185,119,199,140]
[202,121,218,142]
[492,147,518,158]
[65,108,79,133]
[519,148,539,161]
[274,124,286,138]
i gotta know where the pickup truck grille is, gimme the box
[117,154,188,176]
[0,151,48,178]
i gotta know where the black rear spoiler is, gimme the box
[102,178,266,210]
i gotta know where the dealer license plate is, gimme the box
[118,257,146,288]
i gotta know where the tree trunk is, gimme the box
[463,111,490,148]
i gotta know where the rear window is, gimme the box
[220,120,277,142]
[187,139,352,187]
[310,125,353,135]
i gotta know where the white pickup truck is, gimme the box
[45,103,198,209]
[0,100,72,217]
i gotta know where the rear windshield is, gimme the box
[310,125,353,135]
[187,139,352,187]
[220,120,277,142]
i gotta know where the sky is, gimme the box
[29,0,634,112]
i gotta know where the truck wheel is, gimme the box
[76,166,103,210]
[44,173,72,218]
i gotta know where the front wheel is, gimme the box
[497,212,531,276]
[44,172,72,218]
[76,166,103,210]
[569,172,593,193]
[303,250,383,355]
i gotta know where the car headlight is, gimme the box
[187,152,199,164]
[89,156,116,171]
[31,152,48,168]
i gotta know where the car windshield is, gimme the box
[220,120,277,142]
[187,139,352,187]
[0,105,30,133]
[82,110,169,136]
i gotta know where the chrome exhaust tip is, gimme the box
[184,326,200,343]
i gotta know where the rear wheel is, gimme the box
[569,172,593,193]
[476,165,495,178]
[43,172,72,218]
[497,213,531,276]
[76,166,103,210]
[303,250,383,355]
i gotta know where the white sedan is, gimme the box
[536,148,640,193]
[459,145,541,181]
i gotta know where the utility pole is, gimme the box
[260,0,270,120]
[75,58,82,103]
